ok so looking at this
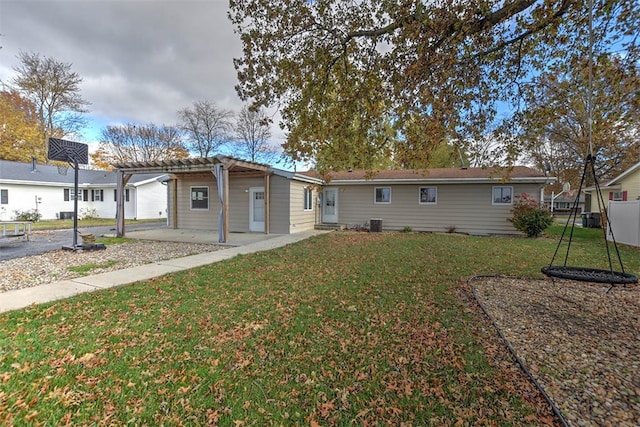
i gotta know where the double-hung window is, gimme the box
[92,189,104,202]
[304,187,313,211]
[0,189,7,204]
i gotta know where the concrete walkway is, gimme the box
[0,230,330,314]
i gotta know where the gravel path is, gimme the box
[470,276,639,427]
[0,240,225,293]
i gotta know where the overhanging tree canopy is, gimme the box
[228,0,639,172]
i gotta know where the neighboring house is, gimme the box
[0,159,167,221]
[599,161,640,247]
[543,190,585,215]
[114,155,553,239]
[601,161,640,202]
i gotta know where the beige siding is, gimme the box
[288,179,317,233]
[621,168,640,200]
[175,174,219,230]
[228,176,264,232]
[331,183,543,235]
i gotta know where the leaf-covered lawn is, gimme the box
[1,231,637,425]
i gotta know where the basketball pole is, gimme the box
[72,157,79,249]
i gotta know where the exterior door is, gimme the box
[322,188,338,223]
[249,187,265,232]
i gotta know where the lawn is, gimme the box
[1,229,638,425]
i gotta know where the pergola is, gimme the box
[113,155,271,243]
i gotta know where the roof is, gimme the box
[604,161,640,187]
[300,166,551,184]
[0,159,165,186]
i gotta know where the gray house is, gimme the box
[114,156,553,239]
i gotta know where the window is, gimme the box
[419,187,437,204]
[375,187,391,204]
[114,189,130,202]
[82,189,88,202]
[304,187,313,211]
[1,189,7,204]
[191,186,209,210]
[492,186,513,205]
[611,191,627,201]
[65,188,83,201]
[92,189,104,202]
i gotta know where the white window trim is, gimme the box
[190,186,210,210]
[374,187,391,204]
[492,186,513,205]
[612,191,624,201]
[418,186,437,205]
[303,187,313,211]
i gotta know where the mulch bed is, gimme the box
[470,276,639,427]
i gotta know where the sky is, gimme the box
[0,0,286,159]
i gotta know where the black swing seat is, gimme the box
[542,265,638,285]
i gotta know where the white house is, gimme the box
[0,159,167,221]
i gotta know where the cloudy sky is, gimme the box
[0,0,274,148]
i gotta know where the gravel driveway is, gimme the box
[0,222,166,261]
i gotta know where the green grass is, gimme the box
[67,260,119,274]
[29,218,164,231]
[1,231,638,425]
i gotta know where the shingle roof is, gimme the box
[300,166,548,183]
[0,159,165,186]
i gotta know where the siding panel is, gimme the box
[333,183,543,235]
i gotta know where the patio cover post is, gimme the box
[214,164,228,243]
[116,170,132,237]
[264,173,270,234]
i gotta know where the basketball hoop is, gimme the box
[57,165,69,175]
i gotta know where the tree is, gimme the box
[517,55,640,189]
[11,51,90,160]
[91,123,189,169]
[228,0,639,172]
[178,100,234,158]
[0,90,43,162]
[233,105,280,164]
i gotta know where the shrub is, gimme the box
[79,207,98,220]
[14,209,42,222]
[401,226,412,233]
[509,193,553,237]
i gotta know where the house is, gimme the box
[600,161,640,202]
[599,161,640,247]
[0,159,167,221]
[113,155,553,240]
[113,155,323,241]
[302,167,552,235]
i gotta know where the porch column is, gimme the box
[223,167,229,242]
[264,173,270,234]
[213,164,228,243]
[116,170,132,237]
[170,175,178,229]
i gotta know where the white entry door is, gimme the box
[322,188,338,223]
[249,187,265,232]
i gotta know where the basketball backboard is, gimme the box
[48,138,89,164]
